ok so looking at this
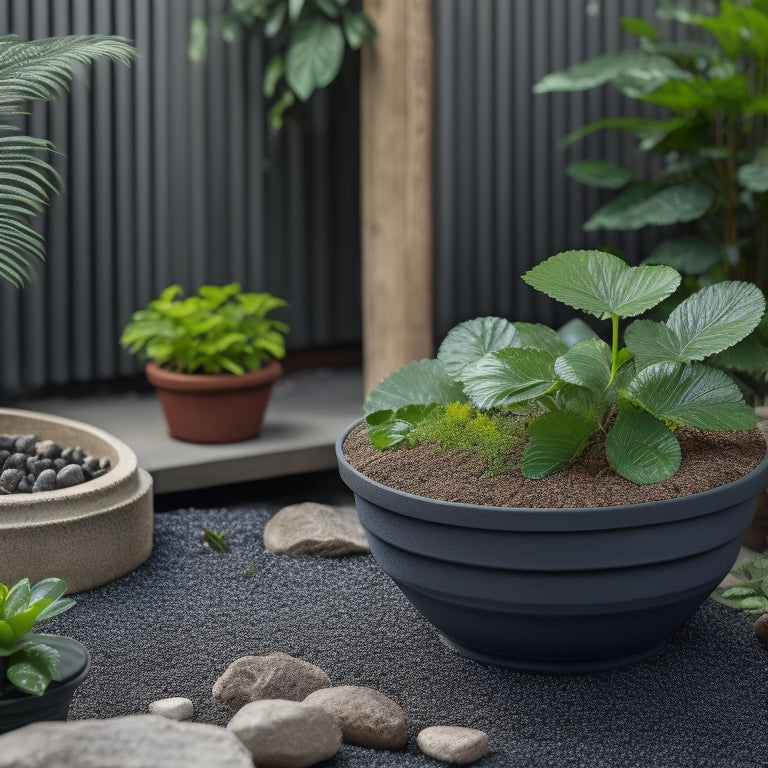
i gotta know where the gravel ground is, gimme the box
[45,474,768,768]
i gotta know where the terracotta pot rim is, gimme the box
[145,359,283,393]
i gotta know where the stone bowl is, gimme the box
[0,408,153,593]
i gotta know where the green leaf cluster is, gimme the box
[119,282,289,375]
[719,556,768,612]
[535,1,768,385]
[0,577,75,697]
[365,250,765,485]
[0,35,136,287]
[189,0,375,129]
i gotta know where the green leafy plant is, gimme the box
[0,577,76,696]
[719,556,768,612]
[189,0,375,129]
[202,527,229,553]
[0,35,136,287]
[120,283,289,375]
[535,0,768,398]
[364,249,765,485]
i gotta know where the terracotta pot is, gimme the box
[145,360,282,444]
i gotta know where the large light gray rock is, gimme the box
[263,502,370,556]
[0,714,252,768]
[213,651,331,710]
[417,725,489,765]
[304,685,408,749]
[227,699,342,768]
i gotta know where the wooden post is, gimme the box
[361,0,433,397]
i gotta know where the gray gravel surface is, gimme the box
[45,477,767,768]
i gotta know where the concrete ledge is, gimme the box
[0,408,154,593]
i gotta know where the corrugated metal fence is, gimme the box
[0,0,362,394]
[1,0,690,394]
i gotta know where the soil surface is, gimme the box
[342,423,767,509]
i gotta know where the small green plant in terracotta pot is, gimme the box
[0,577,89,734]
[337,249,768,670]
[120,283,289,443]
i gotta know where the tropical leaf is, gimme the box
[557,318,598,347]
[522,250,680,320]
[520,410,596,479]
[559,116,685,149]
[566,160,634,189]
[605,402,681,484]
[738,149,768,193]
[583,181,658,231]
[364,359,465,415]
[513,322,569,357]
[462,348,558,409]
[621,16,659,40]
[641,236,722,276]
[554,338,613,395]
[285,18,345,101]
[623,361,758,430]
[625,282,765,368]
[437,317,517,380]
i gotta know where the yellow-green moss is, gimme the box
[414,402,526,476]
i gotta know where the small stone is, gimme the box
[227,699,341,768]
[417,726,489,765]
[0,434,16,451]
[213,652,331,710]
[99,456,111,470]
[303,685,407,749]
[0,468,24,493]
[3,452,28,472]
[14,434,37,455]
[33,469,58,493]
[83,456,100,474]
[35,440,62,459]
[755,613,768,646]
[31,458,54,477]
[148,697,194,721]
[56,464,85,489]
[72,447,86,464]
[61,446,75,462]
[16,478,31,493]
[0,714,253,768]
[54,458,68,471]
[264,502,370,557]
[0,450,9,468]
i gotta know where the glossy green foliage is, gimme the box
[536,0,768,375]
[189,0,375,129]
[718,556,768,613]
[0,578,75,696]
[120,283,289,375]
[0,35,136,287]
[365,250,764,485]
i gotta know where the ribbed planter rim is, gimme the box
[337,419,768,532]
[145,359,283,393]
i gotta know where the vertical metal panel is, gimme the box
[0,0,362,395]
[433,0,694,339]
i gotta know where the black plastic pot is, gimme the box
[0,635,90,734]
[336,420,768,672]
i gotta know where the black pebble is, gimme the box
[53,458,68,471]
[31,458,54,477]
[3,453,28,472]
[35,440,62,460]
[56,464,85,489]
[14,434,37,455]
[0,468,24,492]
[32,469,57,493]
[83,456,99,474]
[0,450,9,467]
[0,435,17,452]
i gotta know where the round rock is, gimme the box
[417,726,489,765]
[213,652,331,710]
[56,463,85,488]
[304,685,407,749]
[148,697,194,721]
[35,439,62,459]
[14,434,37,455]
[755,613,768,645]
[264,502,370,557]
[32,469,58,494]
[4,453,28,472]
[0,468,24,493]
[227,699,341,768]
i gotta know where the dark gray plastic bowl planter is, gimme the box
[336,420,768,672]
[0,635,90,734]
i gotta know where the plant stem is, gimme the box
[609,313,620,385]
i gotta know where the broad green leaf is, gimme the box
[6,660,49,696]
[588,181,716,231]
[2,578,30,619]
[625,282,765,367]
[710,333,768,372]
[738,149,768,193]
[559,116,685,149]
[557,318,598,347]
[522,250,680,320]
[554,338,613,395]
[341,9,376,49]
[365,404,438,449]
[288,0,306,22]
[566,160,633,189]
[285,19,345,101]
[606,403,681,484]
[265,3,288,37]
[437,317,517,380]
[583,181,658,231]
[623,361,758,430]
[314,0,339,18]
[722,587,758,599]
[641,236,722,276]
[462,348,558,409]
[513,323,569,357]
[520,410,596,479]
[35,597,75,622]
[698,4,768,58]
[721,595,768,612]
[621,16,659,40]
[364,359,465,415]
[533,50,691,95]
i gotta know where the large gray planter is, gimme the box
[336,420,768,671]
